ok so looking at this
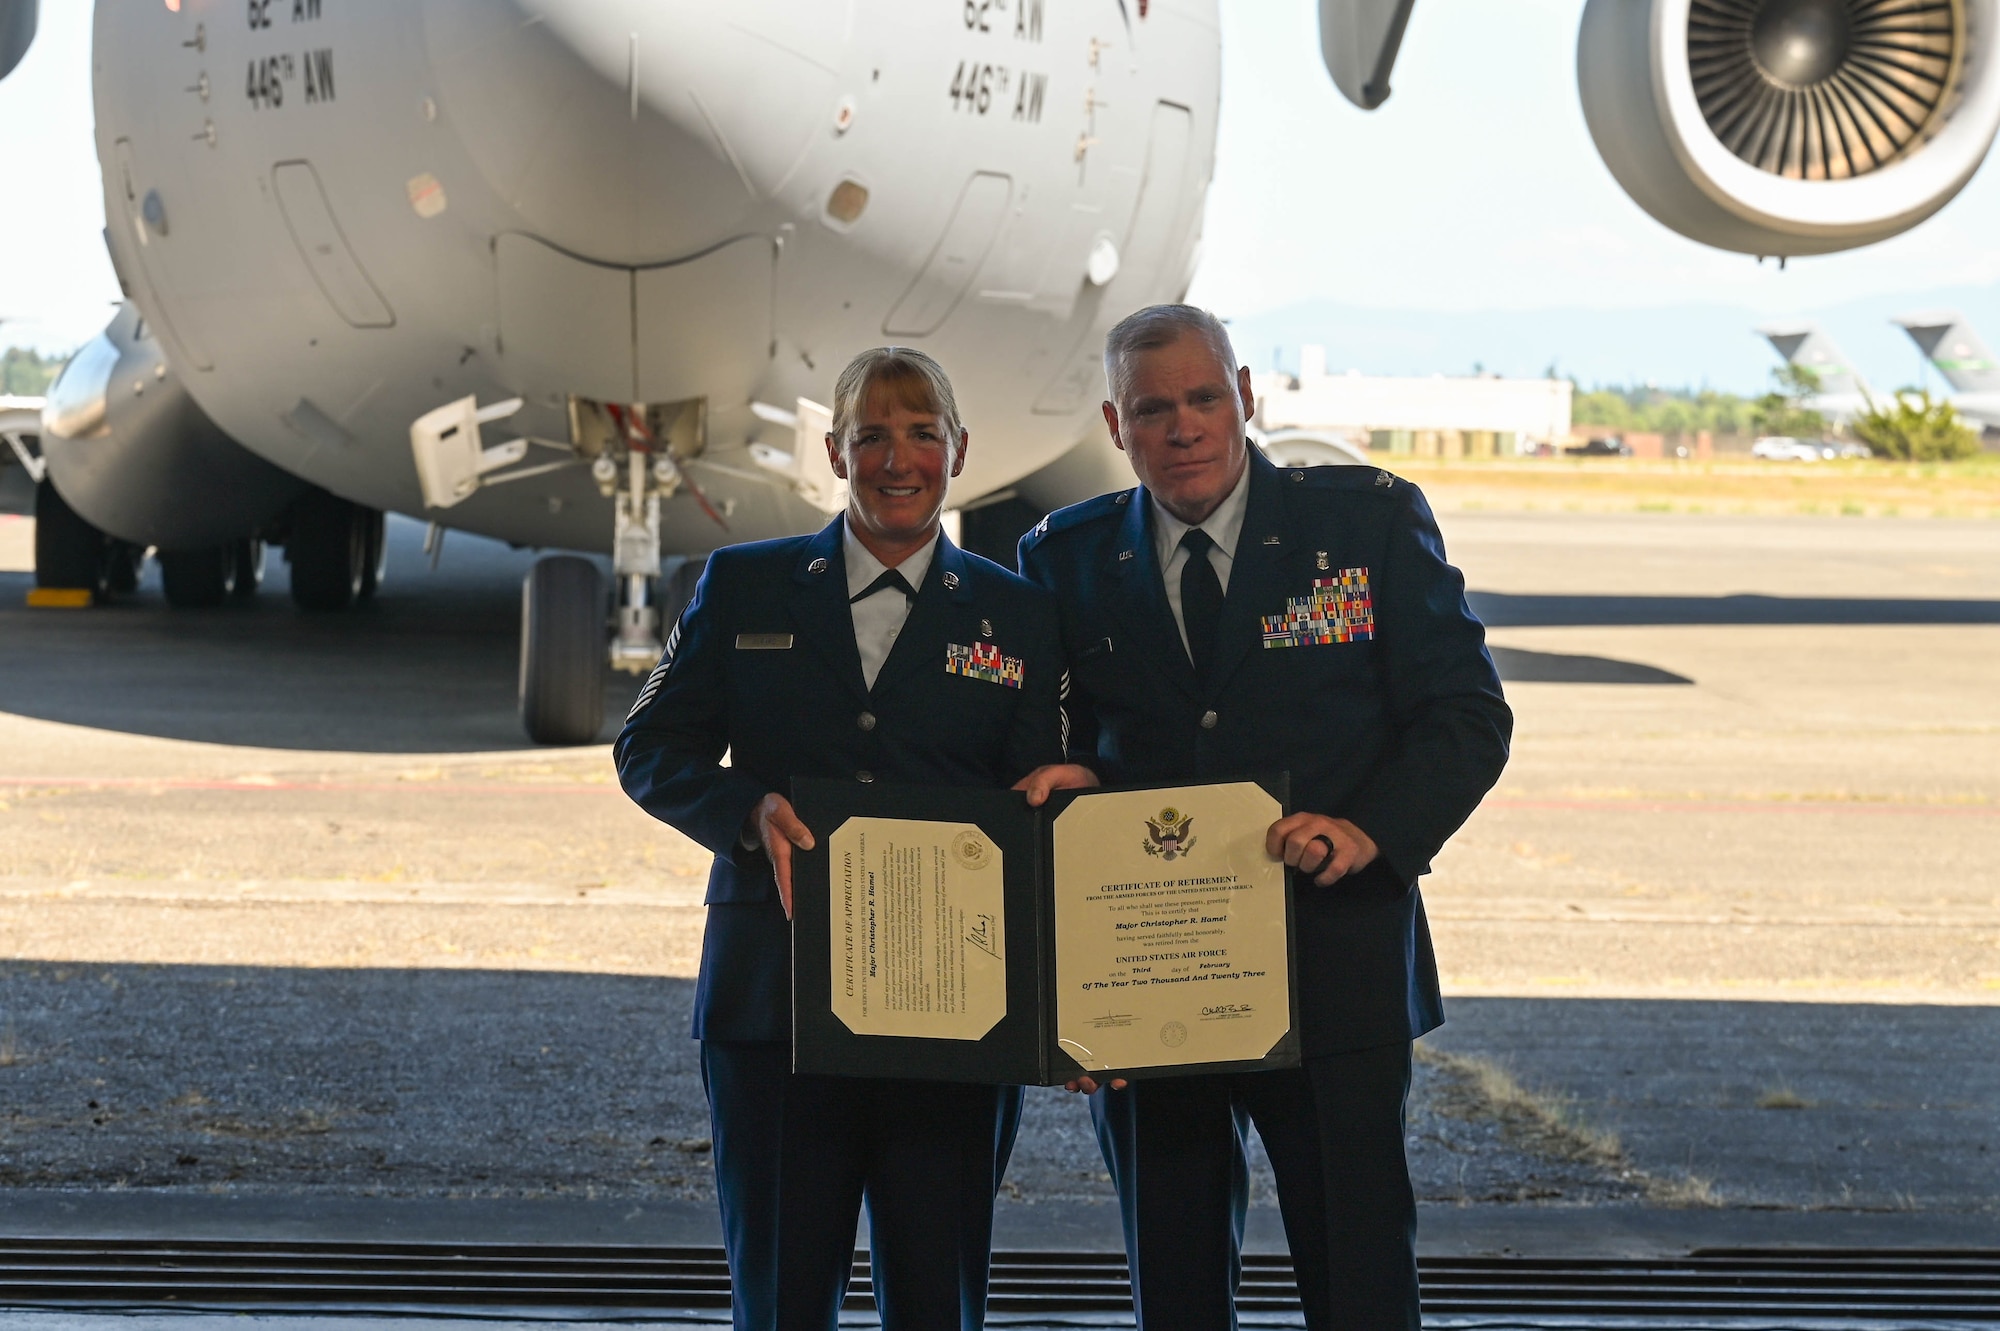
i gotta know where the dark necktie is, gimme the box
[850,567,916,605]
[1179,527,1224,681]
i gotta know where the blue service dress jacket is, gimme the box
[616,517,1068,1044]
[1018,446,1512,1056]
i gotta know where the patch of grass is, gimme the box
[1756,1087,1811,1110]
[1416,1045,1720,1207]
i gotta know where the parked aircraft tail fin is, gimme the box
[1756,323,1868,398]
[1893,311,2000,393]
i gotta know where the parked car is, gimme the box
[1565,437,1632,457]
[1752,436,1829,461]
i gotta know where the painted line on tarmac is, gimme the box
[1487,797,1998,818]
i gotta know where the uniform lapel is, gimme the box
[788,518,869,704]
[1206,448,1300,699]
[868,532,970,699]
[1107,489,1199,703]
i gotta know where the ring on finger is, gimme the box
[1306,832,1337,868]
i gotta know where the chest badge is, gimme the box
[980,618,994,638]
[1261,566,1375,649]
[946,641,1024,688]
[1316,550,1330,571]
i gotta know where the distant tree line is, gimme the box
[1,347,63,397]
[1572,382,1755,436]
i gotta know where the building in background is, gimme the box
[1252,346,1573,458]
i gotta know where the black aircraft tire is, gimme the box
[159,545,237,609]
[287,490,368,612]
[107,541,145,595]
[33,479,110,598]
[519,555,606,746]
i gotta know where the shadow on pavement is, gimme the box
[0,518,635,753]
[0,960,1991,1236]
[1470,591,2000,627]
[1489,646,1691,685]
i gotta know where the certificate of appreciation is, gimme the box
[791,774,1296,1085]
[828,817,1007,1042]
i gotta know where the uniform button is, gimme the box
[857,711,877,731]
[857,770,875,784]
[1200,709,1218,730]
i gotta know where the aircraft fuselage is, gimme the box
[94,0,1219,554]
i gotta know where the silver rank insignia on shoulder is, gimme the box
[1375,470,1394,488]
[1036,517,1050,535]
[808,557,829,574]
[1118,549,1134,561]
[1316,550,1330,570]
[942,570,959,590]
[1114,492,1131,506]
[980,618,994,638]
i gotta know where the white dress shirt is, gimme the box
[1151,460,1252,657]
[844,519,939,689]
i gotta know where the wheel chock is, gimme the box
[25,588,94,608]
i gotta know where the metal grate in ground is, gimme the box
[0,1240,1992,1319]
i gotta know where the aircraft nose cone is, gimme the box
[1749,0,1854,89]
[422,0,844,263]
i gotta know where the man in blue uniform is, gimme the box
[617,348,1067,1331]
[1016,306,1512,1330]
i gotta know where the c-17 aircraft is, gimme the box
[1893,311,2000,429]
[5,0,2000,743]
[1756,322,1876,427]
[1761,312,2000,435]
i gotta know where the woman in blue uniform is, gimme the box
[615,348,1068,1331]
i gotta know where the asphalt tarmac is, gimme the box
[0,508,1994,1253]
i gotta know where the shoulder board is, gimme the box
[1024,489,1135,544]
[1281,464,1407,495]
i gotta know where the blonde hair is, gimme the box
[828,347,966,452]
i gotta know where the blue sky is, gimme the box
[6,0,2000,393]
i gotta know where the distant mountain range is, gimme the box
[1219,283,2000,398]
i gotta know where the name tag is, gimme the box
[735,633,794,650]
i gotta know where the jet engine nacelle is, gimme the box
[41,304,307,548]
[1578,0,2000,256]
[0,0,34,82]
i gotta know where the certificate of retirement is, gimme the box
[1051,781,1291,1073]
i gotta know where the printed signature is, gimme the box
[966,912,1003,960]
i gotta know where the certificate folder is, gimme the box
[791,774,1297,1087]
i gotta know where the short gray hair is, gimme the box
[1103,304,1238,399]
[829,346,966,450]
